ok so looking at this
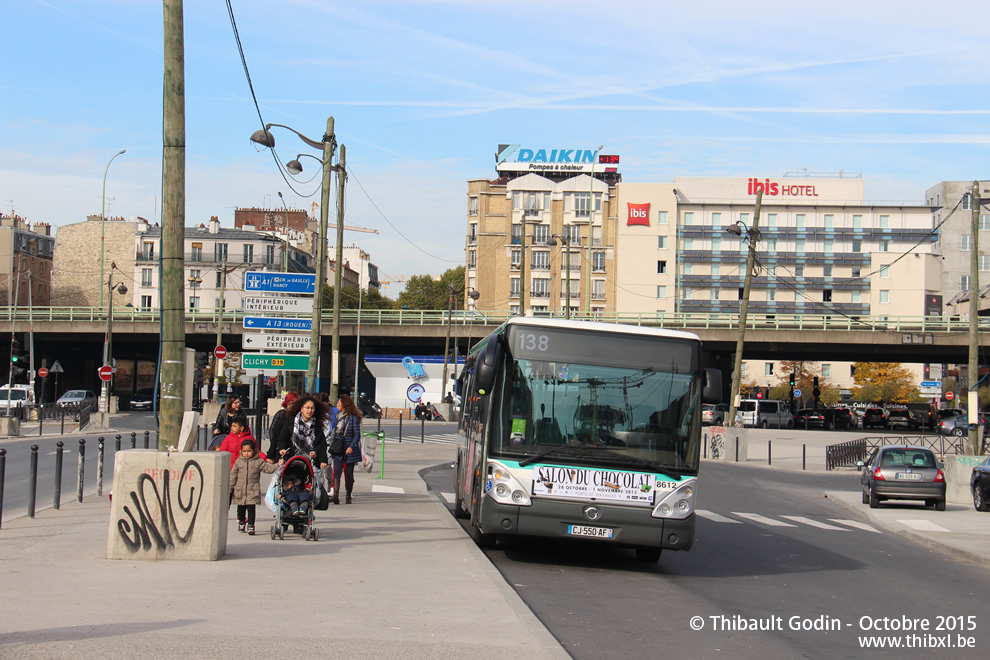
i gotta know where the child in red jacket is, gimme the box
[216,416,269,469]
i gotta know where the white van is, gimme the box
[735,399,794,429]
[0,384,34,413]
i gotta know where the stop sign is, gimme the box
[98,365,113,382]
[38,367,48,378]
[946,391,954,401]
[215,345,227,360]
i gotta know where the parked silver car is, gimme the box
[858,446,946,510]
[702,403,729,425]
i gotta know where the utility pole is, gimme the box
[727,190,763,428]
[159,0,186,450]
[329,144,346,402]
[306,118,335,394]
[212,258,228,402]
[968,181,981,455]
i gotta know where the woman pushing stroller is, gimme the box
[275,394,329,470]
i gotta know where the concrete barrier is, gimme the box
[107,450,229,561]
[702,426,748,462]
[0,416,20,437]
[943,454,982,505]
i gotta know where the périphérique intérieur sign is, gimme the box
[244,272,316,294]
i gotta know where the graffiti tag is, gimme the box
[116,460,204,553]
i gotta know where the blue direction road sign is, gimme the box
[243,316,312,331]
[244,272,316,294]
[920,381,942,388]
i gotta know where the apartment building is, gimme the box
[0,214,55,307]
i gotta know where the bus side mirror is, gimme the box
[474,332,503,395]
[703,368,722,404]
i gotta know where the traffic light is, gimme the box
[789,372,796,387]
[813,376,821,399]
[10,338,24,374]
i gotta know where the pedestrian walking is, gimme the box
[213,394,246,444]
[229,439,280,535]
[330,394,362,505]
[275,394,329,470]
[267,392,299,461]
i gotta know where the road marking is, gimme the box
[696,509,742,523]
[897,519,951,532]
[440,492,456,504]
[781,516,849,531]
[829,519,882,533]
[371,485,405,494]
[731,512,797,527]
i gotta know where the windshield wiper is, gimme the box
[518,445,589,468]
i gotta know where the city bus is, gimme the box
[452,317,721,562]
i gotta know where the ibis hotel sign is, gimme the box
[496,144,619,174]
[747,177,819,198]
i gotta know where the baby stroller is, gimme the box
[268,454,320,541]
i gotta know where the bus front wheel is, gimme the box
[471,522,498,549]
[635,546,662,562]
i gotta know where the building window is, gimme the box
[142,242,155,260]
[711,212,721,227]
[852,290,861,303]
[657,236,667,249]
[566,224,581,244]
[766,238,777,252]
[682,288,692,300]
[880,265,889,279]
[592,280,605,299]
[852,239,862,253]
[962,234,971,251]
[592,225,602,246]
[853,215,862,230]
[981,255,990,272]
[658,210,668,225]
[738,287,744,300]
[766,213,776,228]
[523,192,541,216]
[510,305,519,314]
[140,295,152,310]
[188,269,201,288]
[469,196,478,216]
[468,250,476,268]
[190,243,202,261]
[468,224,477,244]
[963,194,972,211]
[657,286,667,299]
[767,264,776,278]
[531,251,549,270]
[510,249,520,269]
[683,263,693,275]
[684,238,693,251]
[683,212,693,225]
[796,214,805,228]
[574,193,591,217]
[765,363,774,376]
[244,244,254,263]
[532,278,549,297]
[879,239,889,252]
[188,296,200,310]
[880,290,890,304]
[961,275,971,290]
[767,289,775,302]
[711,263,720,278]
[824,239,833,253]
[980,214,990,230]
[141,268,153,287]
[823,289,832,302]
[796,239,805,254]
[711,235,721,252]
[658,260,667,274]
[823,264,832,277]
[215,243,228,262]
[594,193,602,212]
[532,224,549,243]
[266,245,276,265]
[511,224,522,245]
[739,213,749,226]
[510,278,520,297]
[879,214,889,229]
[592,251,605,272]
[795,265,804,277]
[822,364,831,378]
[710,288,719,301]
[216,270,226,288]
[824,214,833,228]
[852,266,861,278]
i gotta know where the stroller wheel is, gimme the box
[303,527,311,541]
[313,528,319,542]
[270,525,277,540]
[278,526,285,540]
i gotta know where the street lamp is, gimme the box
[725,190,763,428]
[546,231,575,319]
[99,149,126,309]
[251,117,341,397]
[442,285,480,400]
[101,262,128,414]
[584,145,603,315]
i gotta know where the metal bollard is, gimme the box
[98,438,105,496]
[802,444,806,471]
[115,434,122,453]
[77,439,86,503]
[60,406,66,435]
[421,417,425,443]
[768,440,772,467]
[130,431,136,449]
[398,412,403,443]
[39,406,44,436]
[54,441,64,510]
[377,416,381,433]
[144,431,150,449]
[0,448,6,528]
[735,437,739,462]
[29,445,39,518]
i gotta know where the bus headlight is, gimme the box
[486,461,532,506]
[652,478,697,520]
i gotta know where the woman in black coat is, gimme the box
[266,392,299,462]
[276,394,328,469]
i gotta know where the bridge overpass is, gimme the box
[3,307,984,392]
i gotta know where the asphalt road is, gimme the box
[423,459,990,659]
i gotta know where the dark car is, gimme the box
[972,456,990,512]
[794,408,825,428]
[859,445,946,510]
[861,407,888,430]
[887,409,920,431]
[129,388,156,411]
[821,408,855,431]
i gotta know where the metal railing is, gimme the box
[825,438,868,471]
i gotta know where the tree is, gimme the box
[320,284,397,310]
[850,362,919,404]
[397,266,465,310]
[775,360,829,408]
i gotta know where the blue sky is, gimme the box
[3,0,990,293]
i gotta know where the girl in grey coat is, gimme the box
[230,439,280,535]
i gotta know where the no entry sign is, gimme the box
[98,365,113,382]
[38,367,48,378]
[215,345,227,360]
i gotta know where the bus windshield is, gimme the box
[491,335,701,475]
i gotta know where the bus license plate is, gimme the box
[568,524,613,539]
[895,472,922,480]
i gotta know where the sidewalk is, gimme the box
[0,441,568,659]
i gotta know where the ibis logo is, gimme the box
[627,203,650,226]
